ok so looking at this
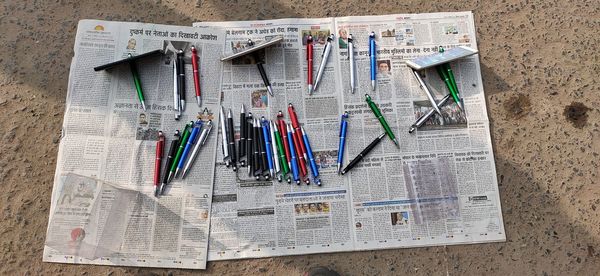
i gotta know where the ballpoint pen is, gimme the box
[256,117,269,179]
[261,117,275,179]
[436,65,463,110]
[409,94,452,133]
[286,123,300,184]
[173,59,181,120]
[160,130,180,195]
[273,120,290,183]
[168,121,193,183]
[413,70,442,115]
[341,133,386,175]
[269,120,281,181]
[127,53,147,111]
[176,49,186,112]
[301,126,320,186]
[291,124,308,181]
[277,111,292,169]
[175,119,202,178]
[253,117,262,179]
[444,63,461,101]
[238,105,247,167]
[246,39,274,96]
[306,35,314,95]
[348,34,356,94]
[313,34,333,93]
[182,120,213,178]
[219,107,231,168]
[369,32,376,91]
[246,113,254,176]
[287,103,307,162]
[227,109,237,171]
[191,46,202,107]
[337,112,349,174]
[365,94,399,148]
[154,131,164,197]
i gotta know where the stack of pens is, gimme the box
[154,118,213,197]
[219,104,321,186]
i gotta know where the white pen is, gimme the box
[182,120,213,178]
[348,34,356,94]
[313,34,334,93]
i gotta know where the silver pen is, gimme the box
[413,70,442,115]
[409,94,451,133]
[348,34,356,94]
[219,107,230,167]
[182,120,213,178]
[313,34,334,93]
[173,59,181,120]
[269,120,281,181]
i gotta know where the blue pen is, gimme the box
[369,32,376,91]
[175,119,202,178]
[261,117,275,179]
[300,126,320,186]
[286,123,300,184]
[337,112,349,175]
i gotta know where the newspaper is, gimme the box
[194,11,505,261]
[43,20,224,269]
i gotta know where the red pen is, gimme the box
[154,131,165,197]
[291,126,308,180]
[191,46,202,107]
[307,35,314,95]
[288,103,308,162]
[277,111,292,169]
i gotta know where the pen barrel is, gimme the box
[314,43,331,90]
[337,134,346,166]
[369,38,376,81]
[269,123,280,173]
[414,94,452,129]
[444,64,459,95]
[184,129,206,176]
[246,119,253,170]
[367,100,396,141]
[154,141,163,186]
[344,134,384,173]
[436,65,460,104]
[292,131,308,176]
[257,124,267,173]
[173,61,179,110]
[287,130,300,182]
[163,138,180,184]
[262,124,274,172]
[178,127,200,169]
[348,41,355,89]
[278,120,291,163]
[301,130,318,178]
[191,51,201,97]
[256,63,270,87]
[274,130,289,174]
[129,62,144,102]
[239,113,246,159]
[177,52,186,102]
[307,44,313,84]
[171,126,192,171]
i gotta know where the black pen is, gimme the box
[176,49,186,112]
[341,133,385,175]
[160,130,180,195]
[246,112,254,176]
[238,104,247,166]
[227,109,237,171]
[253,117,262,179]
[247,39,274,96]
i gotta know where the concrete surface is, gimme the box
[0,0,599,275]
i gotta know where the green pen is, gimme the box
[128,54,146,111]
[274,126,290,182]
[365,94,399,148]
[436,65,463,110]
[167,121,193,183]
[444,63,460,96]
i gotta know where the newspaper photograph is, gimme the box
[195,11,505,261]
[43,20,224,269]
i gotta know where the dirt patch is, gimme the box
[563,102,590,128]
[503,94,531,119]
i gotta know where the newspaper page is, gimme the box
[195,11,505,261]
[43,20,224,269]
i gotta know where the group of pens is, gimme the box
[153,119,213,197]
[220,103,322,186]
[174,46,203,120]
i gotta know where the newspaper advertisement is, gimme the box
[195,11,505,261]
[43,20,224,269]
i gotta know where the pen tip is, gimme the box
[141,101,146,111]
[393,138,400,148]
[196,96,201,107]
[267,86,274,96]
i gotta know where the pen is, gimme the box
[307,35,314,95]
[337,112,349,174]
[175,119,202,178]
[286,123,300,184]
[227,109,237,171]
[247,39,274,96]
[341,133,385,175]
[277,111,292,169]
[182,120,213,178]
[256,117,269,179]
[348,34,356,94]
[219,107,231,168]
[409,94,452,133]
[413,70,442,115]
[369,32,376,91]
[287,103,308,162]
[253,117,262,179]
[273,120,290,183]
[365,94,399,148]
[173,59,181,120]
[313,34,333,93]
[291,124,308,182]
[444,63,461,104]
[261,117,275,179]
[238,104,247,167]
[301,126,320,186]
[160,130,180,195]
[191,46,202,107]
[436,65,463,110]
[246,113,254,176]
[154,131,164,197]
[127,54,146,111]
[176,49,186,112]
[269,120,281,181]
[168,121,193,183]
